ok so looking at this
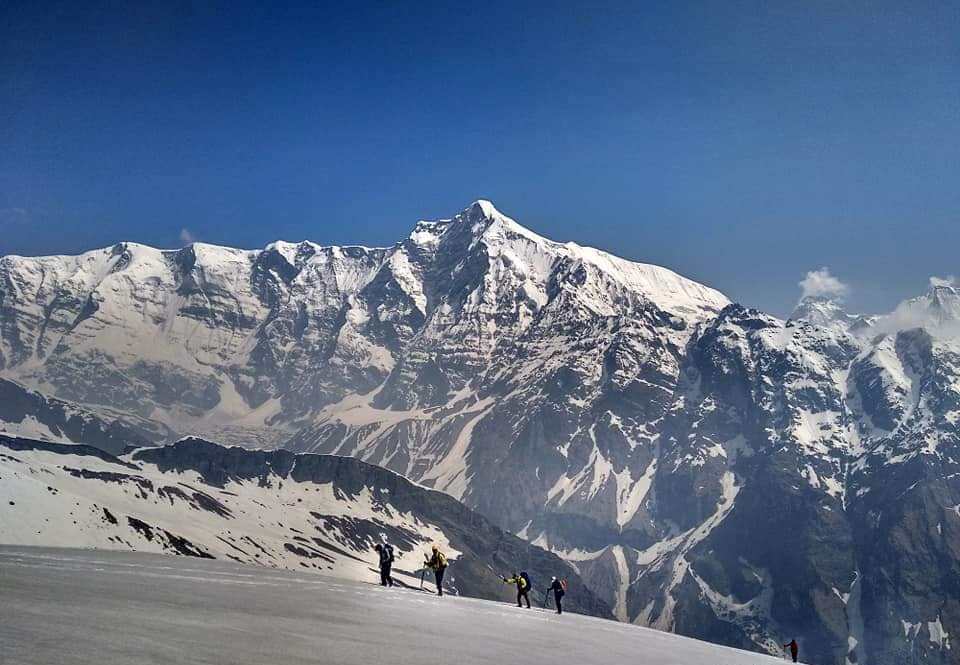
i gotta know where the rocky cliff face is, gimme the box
[573,301,960,665]
[2,201,958,664]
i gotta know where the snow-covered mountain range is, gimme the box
[1,200,958,664]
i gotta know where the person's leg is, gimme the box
[524,591,531,608]
[380,566,388,586]
[556,593,562,614]
[385,564,393,587]
[516,589,523,607]
[435,568,444,596]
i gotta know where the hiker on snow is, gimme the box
[424,545,448,596]
[547,576,566,614]
[502,571,531,608]
[374,540,394,587]
[783,639,799,663]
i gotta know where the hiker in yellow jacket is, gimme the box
[424,545,448,597]
[502,571,531,608]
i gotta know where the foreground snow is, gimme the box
[0,546,791,665]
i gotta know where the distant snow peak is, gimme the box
[929,275,957,289]
[460,199,550,246]
[790,295,855,329]
[875,279,960,338]
[470,199,503,219]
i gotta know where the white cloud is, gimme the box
[929,275,956,288]
[179,228,197,245]
[798,267,850,300]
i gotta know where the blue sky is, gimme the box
[2,1,957,316]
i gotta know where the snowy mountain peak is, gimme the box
[470,198,503,219]
[875,281,960,337]
[457,199,554,247]
[926,282,960,321]
[407,201,731,320]
[790,295,853,327]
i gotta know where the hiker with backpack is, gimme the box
[424,544,448,596]
[373,540,394,587]
[502,571,531,608]
[547,576,566,614]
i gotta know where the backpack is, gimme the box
[384,543,395,564]
[519,571,531,591]
[436,551,448,569]
[558,578,567,596]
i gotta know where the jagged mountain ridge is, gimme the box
[2,201,959,664]
[564,297,960,665]
[0,200,728,538]
[0,377,167,453]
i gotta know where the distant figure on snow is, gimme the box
[424,545,448,596]
[547,576,566,614]
[783,639,799,663]
[374,541,394,587]
[502,571,531,608]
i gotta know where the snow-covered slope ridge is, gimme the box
[0,434,611,617]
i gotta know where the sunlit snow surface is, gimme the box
[0,547,790,665]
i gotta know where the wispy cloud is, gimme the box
[798,267,850,300]
[179,228,197,245]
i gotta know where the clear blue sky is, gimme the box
[2,1,958,316]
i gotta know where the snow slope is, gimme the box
[0,546,791,665]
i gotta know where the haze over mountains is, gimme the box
[1,201,958,665]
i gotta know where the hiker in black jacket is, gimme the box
[547,576,565,614]
[374,542,394,587]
